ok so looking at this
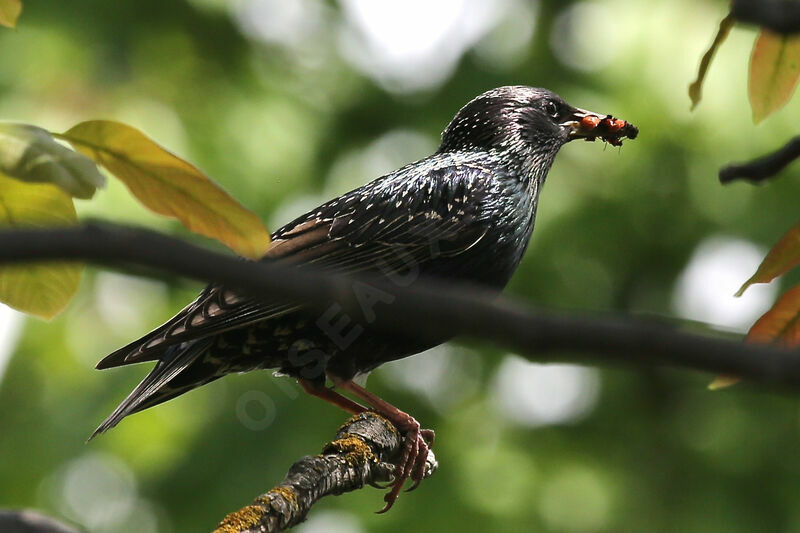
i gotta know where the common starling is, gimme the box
[93,86,637,511]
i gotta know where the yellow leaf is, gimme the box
[0,123,105,199]
[59,120,271,259]
[0,0,21,28]
[736,221,800,296]
[749,30,800,124]
[689,14,735,111]
[708,375,740,390]
[0,173,82,319]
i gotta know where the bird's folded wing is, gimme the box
[96,162,495,369]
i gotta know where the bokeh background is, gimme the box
[2,1,800,532]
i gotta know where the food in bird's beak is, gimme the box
[565,111,638,146]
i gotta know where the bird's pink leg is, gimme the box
[298,378,367,415]
[331,377,434,513]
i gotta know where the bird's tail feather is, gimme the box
[90,339,213,440]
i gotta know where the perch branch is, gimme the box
[214,412,436,533]
[0,222,799,385]
[719,136,800,184]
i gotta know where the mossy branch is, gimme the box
[214,412,437,533]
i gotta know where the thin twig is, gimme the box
[731,0,800,34]
[214,412,436,533]
[0,222,798,385]
[719,136,800,184]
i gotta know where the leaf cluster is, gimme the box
[0,120,270,318]
[690,10,800,387]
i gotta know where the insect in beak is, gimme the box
[562,108,638,146]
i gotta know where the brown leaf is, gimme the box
[710,284,800,390]
[736,221,800,296]
[0,0,21,28]
[749,29,800,124]
[746,285,800,347]
[59,120,271,259]
[689,14,735,111]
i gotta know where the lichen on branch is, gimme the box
[214,412,437,533]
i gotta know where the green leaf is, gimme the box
[711,284,800,390]
[749,30,800,124]
[689,14,735,111]
[0,173,82,319]
[59,120,271,259]
[736,221,800,296]
[0,0,21,28]
[0,123,105,199]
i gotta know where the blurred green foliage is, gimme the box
[2,1,800,532]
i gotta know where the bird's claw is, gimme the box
[376,422,435,513]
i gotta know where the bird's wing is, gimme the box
[96,160,497,369]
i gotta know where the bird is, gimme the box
[92,86,637,511]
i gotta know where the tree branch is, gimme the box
[731,0,800,34]
[0,222,798,386]
[719,136,800,184]
[0,510,82,533]
[214,412,436,533]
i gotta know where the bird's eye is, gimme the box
[545,101,560,120]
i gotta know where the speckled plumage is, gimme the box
[93,87,635,445]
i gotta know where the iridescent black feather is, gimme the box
[93,87,620,436]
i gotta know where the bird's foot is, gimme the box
[378,417,434,513]
[328,377,436,512]
[406,428,435,491]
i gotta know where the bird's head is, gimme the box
[438,86,637,163]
